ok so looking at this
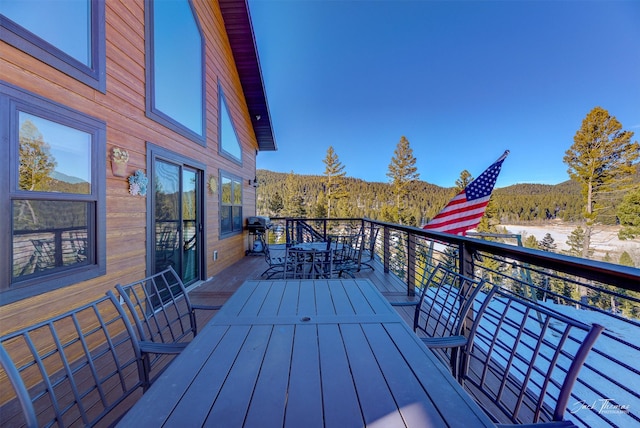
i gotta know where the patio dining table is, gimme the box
[117,279,495,427]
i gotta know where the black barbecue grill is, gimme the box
[246,217,271,255]
[246,216,271,232]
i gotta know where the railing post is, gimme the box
[383,225,390,273]
[459,241,474,279]
[407,232,416,296]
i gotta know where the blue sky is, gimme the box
[248,0,640,188]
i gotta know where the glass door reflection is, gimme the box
[153,160,202,285]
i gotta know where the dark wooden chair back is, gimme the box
[459,286,604,425]
[0,291,143,427]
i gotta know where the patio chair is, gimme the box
[260,242,286,279]
[359,225,380,270]
[329,233,364,277]
[456,286,604,427]
[115,266,221,389]
[390,263,488,373]
[283,247,334,279]
[0,291,144,427]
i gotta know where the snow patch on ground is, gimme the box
[500,223,640,265]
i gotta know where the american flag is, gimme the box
[423,151,509,236]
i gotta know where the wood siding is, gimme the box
[0,0,259,333]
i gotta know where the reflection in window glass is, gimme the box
[1,0,91,66]
[233,179,242,205]
[152,0,203,136]
[19,112,91,194]
[221,176,232,204]
[220,92,241,160]
[12,200,90,280]
[220,173,242,235]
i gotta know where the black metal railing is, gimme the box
[266,217,640,427]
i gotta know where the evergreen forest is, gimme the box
[256,169,637,226]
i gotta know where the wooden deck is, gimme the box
[189,248,418,329]
[0,251,419,427]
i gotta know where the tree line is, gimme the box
[257,106,639,241]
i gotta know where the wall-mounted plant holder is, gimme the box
[128,169,148,196]
[111,147,129,177]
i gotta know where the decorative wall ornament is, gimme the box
[111,147,129,177]
[128,169,148,196]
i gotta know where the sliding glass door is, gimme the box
[153,159,202,285]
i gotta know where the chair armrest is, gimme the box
[422,335,468,348]
[390,301,419,307]
[139,341,188,355]
[191,303,222,311]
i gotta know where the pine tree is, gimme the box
[617,186,640,239]
[523,235,539,249]
[566,226,586,257]
[564,107,639,257]
[268,191,284,216]
[538,233,557,252]
[386,136,419,223]
[454,170,473,192]
[619,251,635,267]
[322,146,348,218]
[283,171,306,217]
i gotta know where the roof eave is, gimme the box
[219,0,277,151]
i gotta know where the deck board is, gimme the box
[189,252,415,328]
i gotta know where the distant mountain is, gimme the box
[52,171,87,184]
[257,168,639,225]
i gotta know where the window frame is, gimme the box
[0,81,106,305]
[219,171,243,237]
[0,0,106,92]
[144,0,206,145]
[218,83,243,164]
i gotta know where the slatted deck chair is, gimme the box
[359,226,380,270]
[115,266,221,390]
[260,242,286,279]
[456,286,604,427]
[0,291,144,428]
[390,263,488,373]
[329,233,364,277]
[283,247,334,279]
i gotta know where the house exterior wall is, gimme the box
[0,0,258,332]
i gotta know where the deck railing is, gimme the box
[267,217,640,427]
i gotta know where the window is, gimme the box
[0,82,106,304]
[0,0,106,92]
[219,84,242,162]
[146,0,205,143]
[220,172,243,236]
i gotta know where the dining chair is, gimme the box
[0,291,144,427]
[329,233,364,277]
[114,266,221,389]
[390,263,488,373]
[359,226,380,270]
[457,286,604,427]
[260,242,286,279]
[283,247,334,279]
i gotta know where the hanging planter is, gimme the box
[111,147,129,177]
[128,169,148,196]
